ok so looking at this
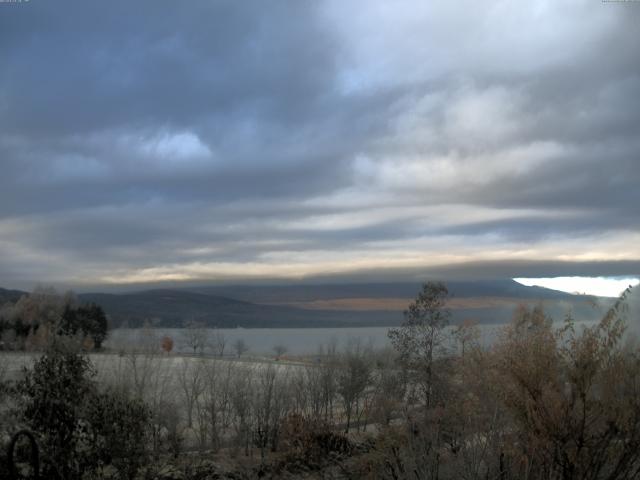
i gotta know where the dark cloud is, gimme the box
[0,0,639,289]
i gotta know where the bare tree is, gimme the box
[310,339,340,424]
[120,341,180,457]
[303,364,325,422]
[337,340,372,433]
[273,344,287,359]
[182,319,207,355]
[126,328,160,399]
[388,281,450,407]
[177,358,205,428]
[198,361,235,452]
[210,328,227,357]
[233,338,249,358]
[289,368,310,416]
[230,366,253,456]
[452,318,480,358]
[371,351,404,426]
[253,365,291,462]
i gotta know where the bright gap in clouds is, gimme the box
[514,277,640,298]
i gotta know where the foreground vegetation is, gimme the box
[1,282,639,479]
[0,287,107,351]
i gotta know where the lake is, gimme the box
[103,317,611,356]
[105,325,506,355]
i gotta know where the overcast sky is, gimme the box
[1,0,639,291]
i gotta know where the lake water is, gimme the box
[105,325,505,356]
[104,318,609,356]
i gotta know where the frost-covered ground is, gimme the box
[0,350,305,384]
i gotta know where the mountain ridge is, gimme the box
[1,281,610,328]
[185,279,586,303]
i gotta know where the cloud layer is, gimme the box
[1,0,639,289]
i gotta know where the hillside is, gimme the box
[0,287,26,305]
[78,289,396,328]
[187,279,576,304]
[180,280,610,327]
[1,281,613,329]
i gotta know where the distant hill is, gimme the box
[1,280,613,329]
[0,287,27,305]
[78,289,397,328]
[188,279,580,304]
[183,280,610,327]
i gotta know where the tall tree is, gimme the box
[388,281,450,407]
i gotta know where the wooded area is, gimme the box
[1,283,639,479]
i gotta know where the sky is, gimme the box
[1,0,640,292]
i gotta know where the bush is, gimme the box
[18,344,95,479]
[17,344,150,479]
[81,388,150,479]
